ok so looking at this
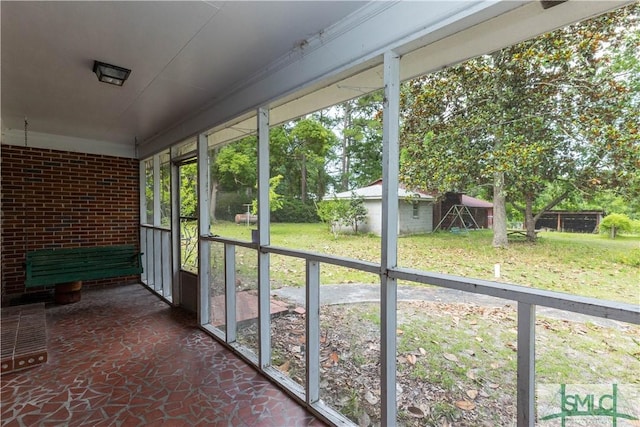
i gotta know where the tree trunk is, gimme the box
[300,153,307,203]
[209,147,220,225]
[524,195,537,242]
[341,102,351,191]
[209,180,218,224]
[492,172,509,248]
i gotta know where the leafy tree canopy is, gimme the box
[400,4,639,245]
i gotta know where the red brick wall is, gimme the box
[1,145,140,304]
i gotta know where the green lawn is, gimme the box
[211,221,639,304]
[209,221,639,425]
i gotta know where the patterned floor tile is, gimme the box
[0,285,327,426]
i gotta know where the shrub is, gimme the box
[317,193,367,236]
[271,198,319,223]
[317,198,350,237]
[599,213,632,238]
[214,191,252,222]
[251,175,285,215]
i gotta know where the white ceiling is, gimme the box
[1,1,366,153]
[2,1,629,159]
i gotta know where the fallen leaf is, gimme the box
[278,360,290,374]
[490,362,500,369]
[329,351,339,365]
[407,406,425,417]
[466,389,478,400]
[397,329,404,335]
[475,336,483,343]
[466,370,476,380]
[455,400,476,411]
[406,354,417,365]
[487,383,500,389]
[419,347,427,356]
[365,390,379,405]
[358,412,371,427]
[443,353,459,362]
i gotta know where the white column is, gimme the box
[139,160,147,284]
[257,107,271,368]
[153,155,162,291]
[197,133,211,326]
[153,154,161,227]
[306,260,320,404]
[225,244,237,343]
[170,147,181,305]
[381,49,400,427]
[517,302,536,426]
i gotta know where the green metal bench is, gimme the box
[25,245,143,288]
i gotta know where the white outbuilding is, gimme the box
[330,179,434,236]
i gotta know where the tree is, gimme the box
[599,213,632,238]
[208,137,258,223]
[179,163,198,219]
[251,174,285,215]
[316,192,367,236]
[304,92,384,194]
[335,92,384,191]
[213,137,257,191]
[400,4,639,246]
[316,198,350,238]
[270,118,337,202]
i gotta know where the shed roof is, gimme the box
[330,181,434,201]
[461,195,493,208]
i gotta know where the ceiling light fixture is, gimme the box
[93,60,131,86]
[540,1,566,10]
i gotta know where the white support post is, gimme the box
[153,229,162,292]
[225,243,237,343]
[139,160,147,284]
[257,107,270,247]
[161,231,172,298]
[152,154,163,293]
[153,154,161,227]
[257,107,271,368]
[517,302,536,427]
[306,260,320,404]
[197,133,211,326]
[139,160,147,224]
[381,49,400,427]
[146,228,154,288]
[170,147,181,305]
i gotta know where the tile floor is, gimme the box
[0,284,327,426]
